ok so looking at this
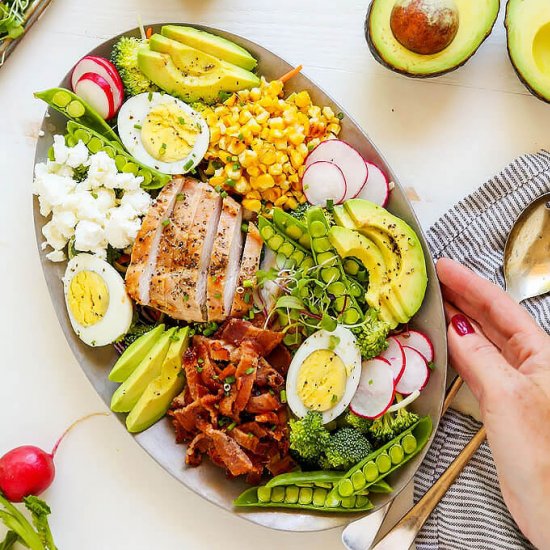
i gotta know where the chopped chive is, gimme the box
[243,292,251,304]
[226,178,236,187]
[336,112,344,120]
[162,219,170,227]
[178,116,186,125]
[220,191,228,198]
[248,432,254,438]
[183,158,194,171]
[196,366,203,373]
[176,193,185,201]
[225,375,236,384]
[214,292,222,299]
[280,390,287,403]
[197,358,204,364]
[148,91,153,101]
[233,163,240,170]
[214,185,222,193]
[243,280,254,288]
[227,422,236,431]
[133,124,142,130]
[241,223,249,232]
[245,367,255,375]
[238,133,244,140]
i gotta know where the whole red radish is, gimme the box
[0,412,107,502]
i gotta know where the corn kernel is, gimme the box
[268,163,283,176]
[286,197,299,210]
[235,177,250,194]
[274,139,288,150]
[327,123,341,135]
[274,195,287,207]
[288,131,305,146]
[294,91,311,108]
[210,127,221,143]
[242,198,262,212]
[263,187,282,202]
[250,88,261,101]
[268,117,284,130]
[290,150,304,169]
[247,165,261,177]
[227,140,247,156]
[297,143,308,157]
[322,106,335,119]
[252,173,275,191]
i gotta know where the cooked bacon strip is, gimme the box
[246,392,281,414]
[266,453,295,476]
[219,365,236,379]
[239,422,269,439]
[220,319,284,356]
[183,347,206,401]
[171,401,202,438]
[203,426,253,476]
[245,462,264,486]
[196,338,233,362]
[256,358,285,389]
[219,385,238,418]
[233,342,258,415]
[194,338,222,392]
[255,412,280,424]
[230,428,269,456]
[186,433,211,466]
[266,344,292,375]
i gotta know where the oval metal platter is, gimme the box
[33,24,447,532]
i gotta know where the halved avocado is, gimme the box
[506,0,550,103]
[366,0,500,77]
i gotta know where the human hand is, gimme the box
[436,257,550,550]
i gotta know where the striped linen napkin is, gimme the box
[414,150,550,550]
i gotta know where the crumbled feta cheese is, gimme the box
[85,151,119,189]
[66,140,89,168]
[46,250,66,262]
[52,135,70,164]
[111,171,144,192]
[120,189,152,216]
[74,220,107,253]
[51,210,77,239]
[42,220,69,251]
[105,207,142,249]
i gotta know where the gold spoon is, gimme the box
[341,376,464,550]
[504,193,550,302]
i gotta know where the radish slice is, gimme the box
[349,358,395,419]
[74,73,115,120]
[379,336,406,383]
[305,140,368,201]
[356,162,390,207]
[302,161,346,206]
[395,347,430,395]
[395,330,434,363]
[71,56,124,112]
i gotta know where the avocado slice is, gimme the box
[343,199,428,320]
[161,25,257,71]
[506,0,550,103]
[138,46,260,104]
[328,225,406,328]
[366,0,499,77]
[108,325,165,383]
[126,327,190,433]
[110,327,176,413]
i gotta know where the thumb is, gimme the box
[445,305,521,404]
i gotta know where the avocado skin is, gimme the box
[365,0,500,79]
[505,0,550,104]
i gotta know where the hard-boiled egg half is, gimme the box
[63,254,133,347]
[117,92,209,175]
[286,326,362,424]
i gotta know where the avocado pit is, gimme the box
[390,0,459,55]
[532,22,550,75]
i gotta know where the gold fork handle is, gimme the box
[370,425,487,550]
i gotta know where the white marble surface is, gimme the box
[1,0,549,547]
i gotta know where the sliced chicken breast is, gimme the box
[153,183,222,322]
[207,196,243,322]
[149,179,203,317]
[231,222,263,317]
[125,178,183,305]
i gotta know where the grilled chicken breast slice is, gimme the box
[149,179,203,317]
[125,178,183,305]
[231,222,262,317]
[207,196,243,322]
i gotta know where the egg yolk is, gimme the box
[141,103,199,162]
[68,271,110,327]
[296,349,347,412]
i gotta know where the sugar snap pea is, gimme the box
[35,87,121,143]
[64,121,171,190]
[234,485,374,513]
[306,207,363,325]
[258,217,314,270]
[329,416,432,500]
[265,470,345,488]
[272,208,311,249]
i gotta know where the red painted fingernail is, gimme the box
[451,314,475,336]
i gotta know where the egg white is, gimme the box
[286,325,362,424]
[63,254,133,347]
[117,92,209,175]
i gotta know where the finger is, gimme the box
[445,309,521,404]
[437,258,545,347]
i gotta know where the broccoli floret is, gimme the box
[368,406,419,447]
[343,410,372,434]
[320,428,372,470]
[352,308,390,360]
[111,37,159,97]
[289,411,330,462]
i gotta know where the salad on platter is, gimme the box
[33,23,437,516]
